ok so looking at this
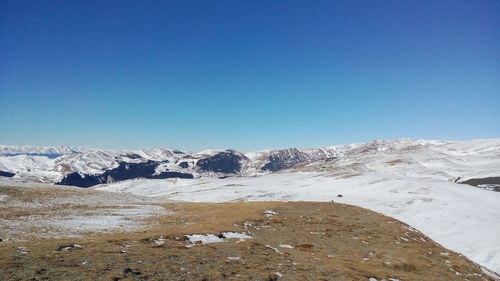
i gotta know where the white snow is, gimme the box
[185,232,253,246]
[16,246,29,254]
[222,232,253,240]
[153,236,167,246]
[0,144,91,157]
[60,244,83,252]
[186,234,224,244]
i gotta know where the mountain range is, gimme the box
[1,139,499,189]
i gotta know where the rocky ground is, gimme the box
[0,186,497,281]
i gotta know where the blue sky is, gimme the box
[1,0,499,151]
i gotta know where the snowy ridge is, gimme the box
[0,144,93,158]
[0,139,499,184]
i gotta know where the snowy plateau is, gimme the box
[1,139,500,274]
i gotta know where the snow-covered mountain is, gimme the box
[1,139,499,189]
[0,144,92,158]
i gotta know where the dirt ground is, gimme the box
[0,186,497,281]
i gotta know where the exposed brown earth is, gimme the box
[0,186,497,281]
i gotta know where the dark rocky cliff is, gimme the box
[57,160,193,188]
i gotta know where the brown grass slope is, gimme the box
[0,185,497,281]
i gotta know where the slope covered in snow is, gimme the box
[96,172,500,274]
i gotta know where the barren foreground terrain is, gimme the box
[0,186,497,281]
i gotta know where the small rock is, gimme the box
[123,268,132,274]
[268,273,280,281]
[35,268,47,275]
[296,243,314,250]
[122,267,141,275]
[57,243,83,252]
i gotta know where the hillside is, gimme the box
[0,185,497,281]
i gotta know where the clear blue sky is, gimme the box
[1,0,499,151]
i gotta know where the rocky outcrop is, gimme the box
[196,151,246,174]
[460,177,500,192]
[121,153,143,160]
[0,170,15,177]
[57,160,193,188]
[261,148,308,172]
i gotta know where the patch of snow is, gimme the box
[185,232,252,246]
[153,236,167,246]
[263,210,277,217]
[16,246,29,254]
[60,244,83,252]
[222,232,253,240]
[186,234,224,244]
